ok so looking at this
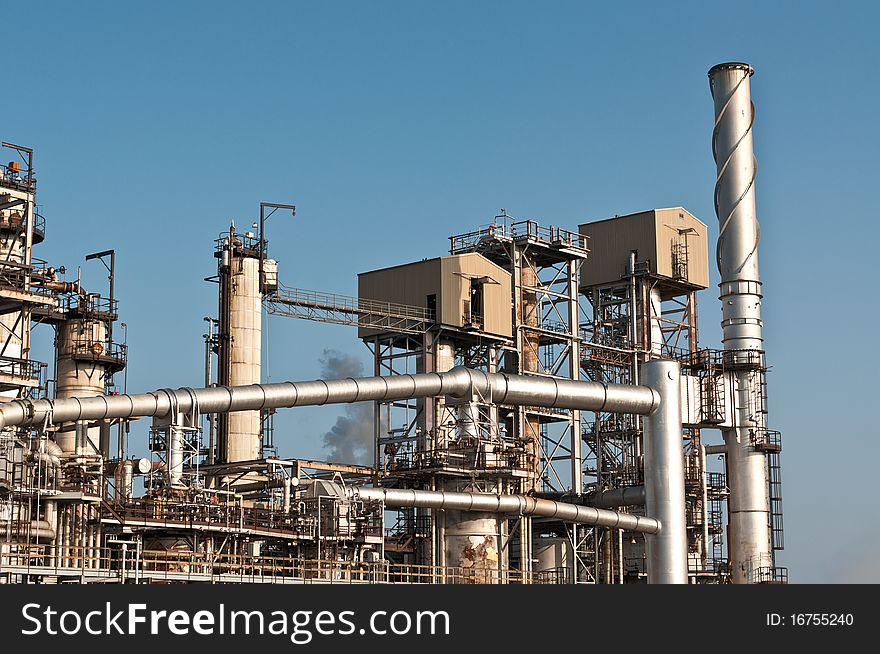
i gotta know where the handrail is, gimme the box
[0,543,562,584]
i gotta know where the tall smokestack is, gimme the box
[708,62,773,583]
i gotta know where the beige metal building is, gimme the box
[358,253,512,339]
[579,208,709,293]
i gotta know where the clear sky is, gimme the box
[6,0,877,582]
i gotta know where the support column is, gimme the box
[641,359,687,584]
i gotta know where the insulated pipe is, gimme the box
[1,519,56,541]
[44,440,64,457]
[584,486,646,508]
[119,459,134,501]
[33,279,83,295]
[350,487,661,534]
[228,477,300,494]
[28,451,61,469]
[709,62,773,583]
[641,359,688,584]
[168,425,184,487]
[456,402,479,439]
[0,367,659,429]
[283,477,292,513]
[649,287,664,357]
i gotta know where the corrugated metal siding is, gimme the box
[579,208,709,290]
[442,253,512,338]
[653,208,709,289]
[357,253,512,339]
[357,258,441,338]
[578,211,657,289]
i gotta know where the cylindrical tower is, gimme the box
[443,510,503,581]
[217,228,263,463]
[519,258,541,493]
[0,171,41,401]
[708,62,773,583]
[0,220,26,385]
[430,338,507,580]
[54,313,110,453]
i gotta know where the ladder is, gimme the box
[767,448,784,551]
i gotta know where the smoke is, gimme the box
[319,349,376,465]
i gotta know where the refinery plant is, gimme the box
[0,62,785,585]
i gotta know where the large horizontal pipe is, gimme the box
[230,477,300,494]
[0,366,659,429]
[351,487,660,534]
[1,519,56,542]
[584,486,646,508]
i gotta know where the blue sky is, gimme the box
[7,1,877,582]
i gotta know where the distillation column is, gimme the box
[217,229,263,462]
[53,296,122,569]
[709,62,773,583]
[54,312,110,454]
[0,188,33,400]
[0,150,54,556]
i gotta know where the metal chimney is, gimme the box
[708,62,774,583]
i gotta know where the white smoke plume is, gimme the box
[319,349,376,465]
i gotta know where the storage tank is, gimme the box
[534,537,573,583]
[443,504,503,583]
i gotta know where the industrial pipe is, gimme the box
[168,425,184,487]
[1,519,56,542]
[28,451,60,469]
[709,61,774,583]
[584,486,646,508]
[0,366,659,429]
[27,439,63,474]
[641,359,688,584]
[350,487,660,534]
[228,477,300,494]
[32,278,83,295]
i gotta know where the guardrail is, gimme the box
[450,220,588,255]
[0,544,559,584]
[0,355,42,382]
[0,163,35,192]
